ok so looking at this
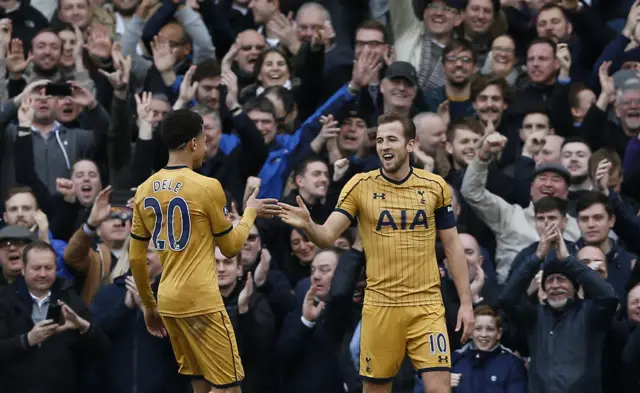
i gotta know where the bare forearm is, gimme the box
[129,238,156,309]
[303,221,336,249]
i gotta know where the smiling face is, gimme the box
[296,5,326,43]
[310,250,338,299]
[615,88,640,133]
[290,230,318,264]
[380,77,417,110]
[32,32,62,72]
[59,0,92,28]
[376,120,414,175]
[443,47,475,88]
[258,51,290,87]
[544,273,574,309]
[446,127,480,169]
[473,84,507,125]
[338,117,367,153]
[530,171,568,201]
[72,160,102,206]
[423,0,462,37]
[247,109,277,144]
[295,161,329,200]
[463,0,494,36]
[472,315,501,351]
[490,35,516,76]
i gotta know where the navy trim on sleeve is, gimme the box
[434,205,456,229]
[130,233,151,241]
[334,208,354,221]
[213,225,233,237]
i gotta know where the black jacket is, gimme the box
[88,276,189,393]
[223,279,276,393]
[0,277,110,393]
[499,255,618,393]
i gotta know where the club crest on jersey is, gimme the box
[417,190,426,204]
[223,206,231,222]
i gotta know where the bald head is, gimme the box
[414,112,447,156]
[459,233,483,281]
[236,29,266,74]
[296,2,331,42]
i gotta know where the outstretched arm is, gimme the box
[278,196,351,249]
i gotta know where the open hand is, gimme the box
[277,196,313,229]
[55,301,91,333]
[456,303,475,343]
[245,188,282,218]
[238,272,254,314]
[593,159,611,196]
[253,249,271,287]
[143,307,167,338]
[87,186,113,227]
[302,287,325,322]
[27,320,60,346]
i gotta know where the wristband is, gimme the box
[230,106,242,115]
[17,126,31,133]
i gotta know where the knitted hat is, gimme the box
[542,260,578,291]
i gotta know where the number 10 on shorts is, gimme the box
[428,332,447,355]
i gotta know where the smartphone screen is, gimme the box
[45,82,72,97]
[46,304,62,324]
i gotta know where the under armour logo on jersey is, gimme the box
[373,193,385,199]
[417,190,425,204]
[437,355,448,363]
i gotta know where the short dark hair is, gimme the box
[294,154,328,178]
[470,75,511,103]
[446,117,484,143]
[377,112,416,140]
[576,191,614,218]
[160,109,204,150]
[244,96,277,119]
[561,136,591,151]
[23,241,56,266]
[192,59,221,83]
[5,186,37,207]
[527,37,557,56]
[443,38,477,65]
[356,19,389,43]
[522,108,553,128]
[534,196,568,216]
[589,148,621,180]
[49,21,75,35]
[538,3,570,21]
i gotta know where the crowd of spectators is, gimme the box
[0,0,639,392]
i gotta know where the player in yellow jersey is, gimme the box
[278,112,475,393]
[128,109,280,393]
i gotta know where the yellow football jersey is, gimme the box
[335,167,455,306]
[130,166,235,317]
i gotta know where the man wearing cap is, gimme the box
[500,226,618,393]
[461,130,581,283]
[379,61,420,116]
[0,225,35,286]
[390,0,463,91]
